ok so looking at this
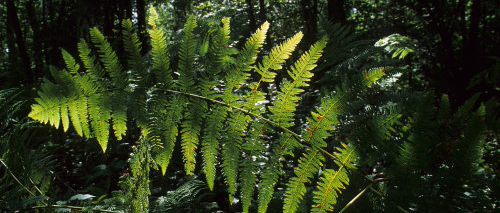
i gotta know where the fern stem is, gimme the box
[0,159,40,198]
[338,184,370,213]
[163,89,303,140]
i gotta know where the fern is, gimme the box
[283,90,347,213]
[27,10,360,212]
[201,17,232,190]
[311,143,357,213]
[221,21,269,201]
[178,15,201,175]
[148,7,172,87]
[257,36,329,213]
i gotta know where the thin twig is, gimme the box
[164,89,303,140]
[21,159,44,195]
[338,184,371,213]
[0,159,36,196]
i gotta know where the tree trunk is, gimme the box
[136,0,147,54]
[6,0,33,84]
[460,0,483,103]
[103,1,114,37]
[246,0,257,31]
[327,0,347,24]
[25,0,44,78]
[258,0,267,23]
[301,0,318,45]
[124,0,133,20]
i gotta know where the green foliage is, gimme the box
[25,5,497,213]
[312,143,357,213]
[29,10,357,211]
[121,139,151,212]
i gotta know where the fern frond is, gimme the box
[224,21,269,100]
[201,105,227,190]
[111,93,128,140]
[88,94,111,152]
[283,92,346,213]
[240,156,258,213]
[89,27,128,88]
[221,112,250,201]
[180,100,206,175]
[257,159,282,213]
[283,148,325,213]
[77,39,105,85]
[122,19,143,71]
[148,8,172,86]
[220,22,269,199]
[257,37,328,212]
[153,96,184,175]
[61,49,80,74]
[240,121,266,213]
[178,15,197,93]
[311,143,357,213]
[67,97,83,136]
[177,15,203,175]
[255,31,303,83]
[270,36,329,127]
[245,31,304,113]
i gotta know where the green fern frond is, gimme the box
[257,160,282,213]
[284,148,325,213]
[181,100,206,175]
[363,67,385,87]
[148,8,172,86]
[154,96,184,175]
[240,156,258,213]
[177,15,203,175]
[245,31,304,112]
[224,21,269,100]
[220,21,269,201]
[89,27,128,88]
[240,121,266,213]
[222,112,250,201]
[283,92,346,213]
[122,19,143,71]
[111,93,128,140]
[67,97,84,136]
[88,94,111,152]
[312,143,357,213]
[178,15,197,93]
[201,105,227,190]
[77,39,106,83]
[270,36,329,127]
[61,49,80,74]
[257,36,328,213]
[199,18,233,186]
[255,31,303,83]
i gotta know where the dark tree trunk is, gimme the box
[103,1,114,37]
[136,0,147,54]
[327,0,347,24]
[258,0,267,23]
[460,0,483,103]
[301,0,318,45]
[124,0,133,20]
[6,0,33,84]
[25,0,44,78]
[246,0,257,31]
